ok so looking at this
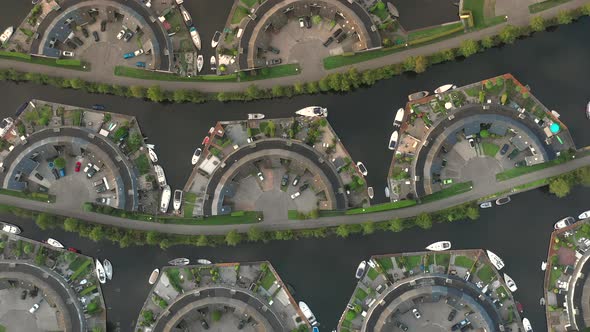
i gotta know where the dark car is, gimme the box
[66,40,77,49]
[81,28,89,38]
[34,173,44,181]
[448,309,457,321]
[200,320,209,330]
[100,20,107,32]
[237,320,246,330]
[441,145,448,153]
[336,32,348,43]
[123,30,134,42]
[92,104,105,110]
[500,143,510,155]
[281,174,289,186]
[267,46,280,54]
[514,160,526,168]
[394,321,408,331]
[441,159,447,167]
[332,28,343,38]
[21,290,28,300]
[266,58,281,66]
[73,37,84,46]
[30,286,38,297]
[92,31,99,42]
[299,16,311,29]
[323,36,334,47]
[452,318,471,331]
[52,168,60,179]
[299,183,309,192]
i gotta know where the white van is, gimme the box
[237,28,243,38]
[102,177,110,190]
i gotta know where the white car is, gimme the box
[134,49,144,56]
[62,51,74,57]
[412,308,421,319]
[29,303,40,314]
[116,29,125,40]
[257,172,264,181]
[290,192,301,199]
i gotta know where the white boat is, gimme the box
[503,273,517,292]
[191,147,202,165]
[148,148,158,163]
[175,0,183,4]
[356,161,367,176]
[496,196,511,205]
[554,216,575,230]
[154,165,167,187]
[160,185,171,213]
[248,113,265,120]
[146,143,155,149]
[522,318,533,332]
[189,26,201,50]
[197,55,204,72]
[211,31,221,48]
[480,202,493,208]
[355,261,366,279]
[95,259,106,284]
[388,131,398,151]
[0,222,21,234]
[486,250,505,270]
[393,108,404,126]
[579,210,590,220]
[540,297,545,306]
[103,259,113,280]
[434,84,456,94]
[541,261,547,271]
[46,238,64,249]
[149,268,160,284]
[586,101,590,119]
[0,26,14,44]
[408,91,429,101]
[197,258,212,265]
[168,258,190,266]
[426,241,451,251]
[298,301,318,326]
[210,55,216,70]
[173,189,183,212]
[384,186,390,198]
[367,187,374,199]
[179,5,192,26]
[296,106,328,118]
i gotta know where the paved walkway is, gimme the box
[1,154,589,235]
[0,0,586,93]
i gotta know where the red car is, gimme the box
[202,136,210,145]
[67,247,79,253]
[75,161,81,172]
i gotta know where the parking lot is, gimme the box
[0,281,57,332]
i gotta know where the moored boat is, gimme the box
[47,238,64,248]
[95,259,106,284]
[160,185,171,213]
[298,301,318,326]
[579,210,590,220]
[522,318,533,332]
[211,31,221,48]
[367,187,374,199]
[426,241,451,251]
[586,101,590,119]
[168,258,190,266]
[296,106,327,118]
[189,27,201,50]
[356,161,367,176]
[480,201,492,208]
[503,273,517,292]
[384,186,390,198]
[393,108,404,126]
[388,131,398,151]
[197,258,212,265]
[154,165,167,186]
[408,90,429,101]
[554,216,576,230]
[173,189,183,212]
[0,26,14,44]
[496,196,511,205]
[486,250,505,270]
[103,259,113,280]
[0,221,21,234]
[434,84,456,94]
[541,261,546,271]
[197,55,204,72]
[248,113,265,120]
[191,147,202,165]
[355,261,366,279]
[148,148,158,163]
[210,56,216,70]
[179,5,192,26]
[149,268,160,284]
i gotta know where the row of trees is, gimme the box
[548,166,590,198]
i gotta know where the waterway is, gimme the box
[0,3,589,330]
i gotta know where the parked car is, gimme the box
[292,175,301,186]
[298,16,311,28]
[394,321,408,331]
[336,32,348,43]
[51,168,60,179]
[123,52,135,59]
[29,303,40,314]
[96,184,107,193]
[323,36,334,47]
[299,183,309,192]
[93,31,99,42]
[468,138,475,148]
[200,320,209,330]
[58,168,65,177]
[116,29,125,40]
[134,49,144,56]
[267,46,280,54]
[100,20,107,32]
[81,28,89,38]
[412,308,421,319]
[123,30,134,42]
[332,28,343,38]
[92,104,105,110]
[443,178,453,185]
[281,174,289,186]
[72,37,84,46]
[21,290,27,300]
[62,51,74,57]
[266,58,281,66]
[66,40,77,49]
[441,159,447,167]
[87,166,98,178]
[514,160,526,167]
[84,162,92,173]
[448,309,457,321]
[257,171,264,181]
[500,143,510,155]
[75,161,81,172]
[34,173,44,181]
[136,61,146,68]
[290,192,301,199]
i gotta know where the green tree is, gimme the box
[129,86,146,98]
[293,82,305,94]
[146,231,162,245]
[549,177,571,198]
[247,226,264,242]
[63,217,79,232]
[89,225,104,242]
[195,235,209,246]
[582,3,590,15]
[54,157,66,169]
[530,16,545,32]
[306,81,319,94]
[499,25,519,44]
[415,213,433,229]
[245,84,263,99]
[466,206,479,220]
[388,218,404,232]
[557,10,573,24]
[147,85,166,102]
[402,56,416,72]
[575,166,590,186]
[271,85,284,97]
[441,48,455,61]
[480,36,495,49]
[36,213,56,230]
[172,89,190,103]
[69,78,86,89]
[362,221,375,235]
[225,230,242,246]
[414,55,428,73]
[335,224,350,238]
[23,242,33,254]
[459,39,479,57]
[212,310,222,321]
[96,83,112,94]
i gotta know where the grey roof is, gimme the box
[489,122,508,136]
[463,121,480,136]
[511,135,529,151]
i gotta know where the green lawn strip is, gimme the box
[496,159,564,181]
[435,253,451,269]
[71,259,92,280]
[366,267,380,280]
[477,264,495,283]
[231,6,249,24]
[260,270,277,289]
[346,199,417,214]
[408,22,463,41]
[354,288,368,301]
[454,255,474,269]
[114,66,237,82]
[183,192,197,218]
[165,268,183,292]
[529,0,571,13]
[513,178,549,191]
[496,285,508,300]
[462,0,485,27]
[134,154,150,175]
[549,268,562,287]
[68,256,87,271]
[0,189,55,203]
[482,142,500,157]
[0,324,5,332]
[240,64,301,81]
[420,181,473,203]
[405,255,423,271]
[79,284,97,296]
[0,51,88,71]
[287,210,299,220]
[376,257,394,271]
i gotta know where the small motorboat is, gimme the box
[0,221,21,234]
[169,258,190,266]
[408,91,429,101]
[103,259,113,280]
[179,5,192,26]
[197,258,212,265]
[149,268,160,284]
[312,327,319,332]
[210,56,216,70]
[393,108,404,126]
[191,147,202,165]
[95,259,106,284]
[554,216,576,230]
[146,143,155,149]
[522,318,533,332]
[426,241,451,251]
[586,101,590,119]
[202,136,210,145]
[434,84,456,94]
[248,113,265,120]
[486,250,505,270]
[579,210,590,220]
[299,301,318,326]
[0,26,14,44]
[541,261,547,271]
[356,162,367,176]
[384,186,390,198]
[160,185,171,214]
[211,31,221,48]
[516,302,524,314]
[503,273,517,292]
[148,148,158,163]
[47,238,64,249]
[173,189,183,212]
[367,187,374,199]
[92,104,105,111]
[540,297,545,306]
[296,106,328,118]
[388,131,398,151]
[154,165,167,187]
[355,261,366,279]
[480,201,493,208]
[495,196,511,206]
[197,54,204,72]
[189,26,201,50]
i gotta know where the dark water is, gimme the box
[0,8,589,331]
[1,0,32,28]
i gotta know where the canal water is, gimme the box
[0,3,589,330]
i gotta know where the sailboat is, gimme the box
[168,258,190,266]
[103,259,113,280]
[47,238,64,249]
[148,148,158,163]
[179,5,192,26]
[296,106,327,118]
[503,273,517,292]
[434,84,456,94]
[189,27,201,50]
[197,55,204,72]
[426,241,451,251]
[486,250,505,270]
[298,301,318,326]
[95,259,107,284]
[0,26,14,44]
[160,185,171,213]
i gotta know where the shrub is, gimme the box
[557,10,573,24]
[530,16,545,32]
[459,39,479,57]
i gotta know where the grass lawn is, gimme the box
[435,253,451,269]
[482,142,500,157]
[260,270,277,289]
[0,189,55,203]
[135,154,150,175]
[231,6,249,24]
[496,159,563,181]
[68,256,89,271]
[240,0,258,8]
[369,1,389,21]
[0,324,5,332]
[496,285,508,299]
[241,64,301,81]
[408,22,463,42]
[529,0,571,13]
[405,255,423,271]
[354,288,368,301]
[477,264,495,283]
[454,255,474,269]
[0,51,89,71]
[462,0,507,28]
[346,199,417,214]
[549,268,562,286]
[513,178,549,191]
[376,257,394,271]
[115,66,237,82]
[420,181,473,203]
[183,192,197,218]
[71,259,92,280]
[158,211,262,225]
[165,268,184,292]
[366,267,380,280]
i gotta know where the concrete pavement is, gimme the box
[1,153,589,235]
